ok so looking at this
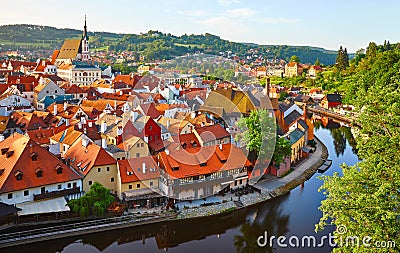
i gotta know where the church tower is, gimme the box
[81,15,90,61]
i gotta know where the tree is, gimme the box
[271,136,291,165]
[68,182,114,217]
[336,46,349,70]
[289,55,300,63]
[235,109,276,163]
[366,42,378,58]
[314,58,321,66]
[317,49,400,252]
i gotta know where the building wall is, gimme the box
[127,139,149,158]
[118,178,159,200]
[82,164,117,193]
[291,136,305,163]
[0,179,82,205]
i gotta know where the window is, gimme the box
[67,183,71,188]
[150,181,153,187]
[55,90,57,94]
[137,183,140,189]
[46,90,49,93]
[56,166,63,174]
[111,177,114,182]
[8,193,12,199]
[149,125,152,130]
[129,185,132,189]
[122,157,125,160]
[24,190,29,196]
[15,171,23,181]
[58,184,62,190]
[141,143,144,147]
[136,143,140,148]
[136,153,140,158]
[89,181,92,185]
[73,182,77,188]
[98,167,101,172]
[107,167,110,171]
[36,170,43,178]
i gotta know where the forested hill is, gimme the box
[0,24,340,65]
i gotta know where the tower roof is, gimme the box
[82,15,88,41]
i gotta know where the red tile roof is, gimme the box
[172,133,200,149]
[118,157,160,184]
[157,144,250,179]
[63,140,116,176]
[0,134,81,194]
[194,124,230,143]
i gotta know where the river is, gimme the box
[7,119,360,253]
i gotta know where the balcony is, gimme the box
[33,187,81,201]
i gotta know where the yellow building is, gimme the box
[285,128,306,164]
[285,62,303,77]
[117,157,163,207]
[117,136,149,158]
[64,138,117,193]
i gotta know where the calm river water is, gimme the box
[7,119,360,253]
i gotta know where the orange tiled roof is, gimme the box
[118,157,160,184]
[0,133,81,194]
[157,144,250,179]
[63,140,116,176]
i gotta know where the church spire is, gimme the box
[83,15,88,41]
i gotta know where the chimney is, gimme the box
[84,127,87,135]
[219,143,223,150]
[101,138,107,149]
[0,134,4,142]
[88,121,93,128]
[78,122,82,129]
[120,90,123,96]
[142,162,146,174]
[191,111,196,119]
[117,125,123,137]
[165,148,169,155]
[303,104,307,119]
[65,118,69,126]
[267,78,270,98]
[82,137,89,147]
[100,120,107,133]
[63,102,67,111]
[166,120,170,129]
[53,104,57,115]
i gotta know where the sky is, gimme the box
[0,0,399,52]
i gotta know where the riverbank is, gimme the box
[176,137,328,219]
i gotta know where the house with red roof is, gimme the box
[156,144,251,199]
[63,138,117,193]
[285,62,303,77]
[0,134,82,205]
[117,157,163,207]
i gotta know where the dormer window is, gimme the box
[56,165,63,174]
[0,169,4,175]
[36,168,43,178]
[15,170,23,181]
[1,148,9,155]
[30,152,38,161]
[6,151,14,158]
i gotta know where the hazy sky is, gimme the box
[0,0,398,52]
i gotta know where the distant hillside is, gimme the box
[0,24,340,65]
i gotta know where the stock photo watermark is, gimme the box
[257,225,396,249]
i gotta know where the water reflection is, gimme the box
[234,194,290,253]
[314,117,358,156]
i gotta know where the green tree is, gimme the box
[336,46,349,70]
[317,49,400,252]
[271,136,291,165]
[235,109,276,162]
[68,182,114,217]
[314,58,321,66]
[289,55,300,63]
[366,42,378,58]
